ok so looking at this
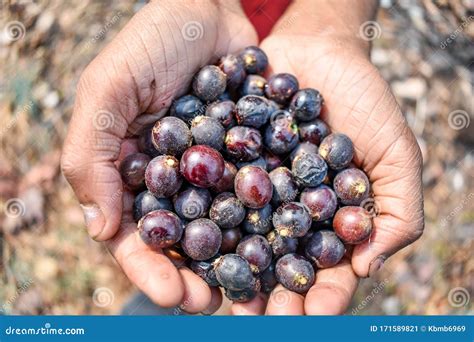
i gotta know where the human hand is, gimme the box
[232,1,424,315]
[61,0,257,314]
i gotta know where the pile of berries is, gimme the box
[120,46,373,302]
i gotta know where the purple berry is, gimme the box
[236,156,267,171]
[264,111,299,155]
[243,204,273,235]
[137,126,159,157]
[319,133,354,170]
[300,185,338,221]
[209,192,246,229]
[181,218,222,260]
[119,153,150,191]
[218,54,246,90]
[260,261,278,293]
[291,152,328,187]
[145,155,182,198]
[220,227,243,254]
[133,190,173,222]
[305,230,345,268]
[225,126,262,162]
[210,161,237,193]
[170,94,204,122]
[205,100,237,129]
[137,210,184,249]
[235,166,273,209]
[275,253,315,293]
[239,46,268,75]
[240,75,267,96]
[180,145,225,188]
[214,253,256,290]
[235,95,271,128]
[298,119,329,145]
[190,254,221,286]
[191,115,225,150]
[333,168,370,205]
[290,88,323,122]
[290,141,319,161]
[173,185,212,220]
[151,116,192,156]
[333,206,373,244]
[266,230,298,257]
[269,167,299,206]
[236,234,272,274]
[192,65,227,102]
[273,202,312,238]
[265,73,299,104]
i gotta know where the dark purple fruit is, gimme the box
[180,145,225,188]
[173,186,212,220]
[210,161,237,193]
[300,185,338,221]
[333,168,370,205]
[225,126,262,162]
[264,111,299,154]
[269,167,299,206]
[192,65,227,102]
[137,210,184,249]
[235,95,271,128]
[138,126,159,157]
[298,119,329,145]
[319,133,354,170]
[236,156,267,170]
[224,287,258,303]
[205,100,237,129]
[267,230,298,257]
[218,54,246,90]
[260,261,278,293]
[263,151,282,172]
[214,254,255,290]
[151,116,192,156]
[145,155,182,198]
[243,204,272,235]
[333,206,373,244]
[190,254,221,286]
[305,230,345,268]
[291,152,328,187]
[170,94,204,122]
[273,202,312,238]
[220,227,243,254]
[190,115,225,150]
[239,46,268,75]
[265,73,299,104]
[234,166,273,209]
[275,253,315,294]
[209,192,246,229]
[181,218,222,260]
[290,88,323,122]
[236,234,272,274]
[290,141,318,161]
[240,75,267,96]
[119,153,150,191]
[133,190,173,222]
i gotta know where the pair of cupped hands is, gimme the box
[61,1,424,315]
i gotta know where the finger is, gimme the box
[202,287,223,315]
[304,259,359,315]
[351,132,424,278]
[105,191,184,308]
[231,293,267,315]
[178,268,212,314]
[265,285,304,315]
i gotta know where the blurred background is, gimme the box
[0,0,472,315]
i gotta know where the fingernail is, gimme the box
[368,256,385,277]
[80,204,104,239]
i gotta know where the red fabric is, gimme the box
[241,0,292,41]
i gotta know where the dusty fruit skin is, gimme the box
[275,253,315,294]
[300,184,338,221]
[235,95,271,128]
[273,202,312,238]
[260,260,278,293]
[304,230,345,268]
[133,190,173,222]
[264,111,299,155]
[243,204,273,235]
[173,185,211,221]
[214,253,255,290]
[205,100,237,129]
[218,54,246,90]
[267,230,298,257]
[225,126,262,162]
[263,151,282,172]
[151,116,192,157]
[235,165,273,209]
[239,46,268,75]
[138,126,159,157]
[292,152,328,187]
[333,168,370,205]
[181,218,222,261]
[209,192,246,229]
[318,133,354,170]
[192,65,227,102]
[290,141,319,162]
[145,155,182,198]
[236,234,272,274]
[298,119,330,145]
[119,153,150,191]
[220,227,242,254]
[137,209,184,249]
[210,161,237,193]
[190,254,221,286]
[180,145,225,188]
[290,88,323,122]
[190,115,225,151]
[240,75,267,96]
[333,206,373,244]
[269,167,299,206]
[170,94,204,122]
[265,73,299,104]
[236,156,267,171]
